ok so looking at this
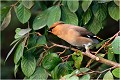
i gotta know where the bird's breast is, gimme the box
[51,24,93,47]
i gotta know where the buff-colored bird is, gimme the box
[49,21,99,49]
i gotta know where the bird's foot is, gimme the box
[83,43,92,52]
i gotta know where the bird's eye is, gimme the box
[48,28,53,32]
[48,27,55,32]
[49,28,52,31]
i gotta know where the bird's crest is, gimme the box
[50,21,64,29]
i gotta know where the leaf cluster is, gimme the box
[1,0,120,79]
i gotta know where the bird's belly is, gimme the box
[58,35,80,47]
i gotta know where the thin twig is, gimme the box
[61,54,72,62]
[56,48,66,55]
[96,31,119,54]
[28,21,30,28]
[50,42,120,68]
[37,44,57,66]
[10,1,19,7]
[35,32,42,36]
[86,31,120,67]
[97,66,117,80]
[37,49,47,66]
[77,70,101,76]
[24,34,29,48]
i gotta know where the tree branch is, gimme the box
[97,66,116,80]
[84,49,120,68]
[51,42,120,68]
[86,31,120,67]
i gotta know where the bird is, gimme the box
[48,21,99,50]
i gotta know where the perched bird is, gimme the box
[48,21,99,49]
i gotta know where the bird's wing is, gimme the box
[73,26,93,36]
[61,24,95,37]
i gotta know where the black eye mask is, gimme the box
[48,27,55,32]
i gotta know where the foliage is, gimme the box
[103,71,114,80]
[1,0,120,79]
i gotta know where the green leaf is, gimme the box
[67,1,79,12]
[26,34,38,53]
[87,18,103,34]
[33,7,51,30]
[62,6,78,25]
[51,61,73,79]
[0,6,10,22]
[22,0,34,9]
[62,74,79,80]
[98,0,112,3]
[36,36,46,46]
[30,67,48,79]
[96,40,106,49]
[39,1,47,11]
[18,28,31,36]
[82,0,92,12]
[76,6,84,26]
[15,28,21,33]
[107,46,114,60]
[15,3,31,23]
[112,68,120,78]
[47,6,61,27]
[14,63,20,78]
[15,28,21,39]
[111,36,120,54]
[5,40,19,62]
[72,50,83,69]
[1,9,11,31]
[92,3,107,21]
[97,53,105,58]
[82,8,92,25]
[27,34,38,48]
[15,28,31,39]
[42,53,61,71]
[71,68,90,76]
[79,68,90,73]
[71,69,80,75]
[23,76,29,80]
[103,71,114,80]
[80,74,90,80]
[21,54,36,77]
[14,41,25,64]
[108,2,120,21]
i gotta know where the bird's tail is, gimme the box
[92,36,104,44]
[95,36,104,40]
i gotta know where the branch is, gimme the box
[84,49,120,68]
[97,66,116,80]
[76,70,101,76]
[10,1,19,7]
[51,42,120,68]
[96,31,120,54]
[86,31,120,67]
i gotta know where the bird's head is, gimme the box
[48,21,64,32]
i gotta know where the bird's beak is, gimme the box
[47,29,52,33]
[47,30,50,32]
